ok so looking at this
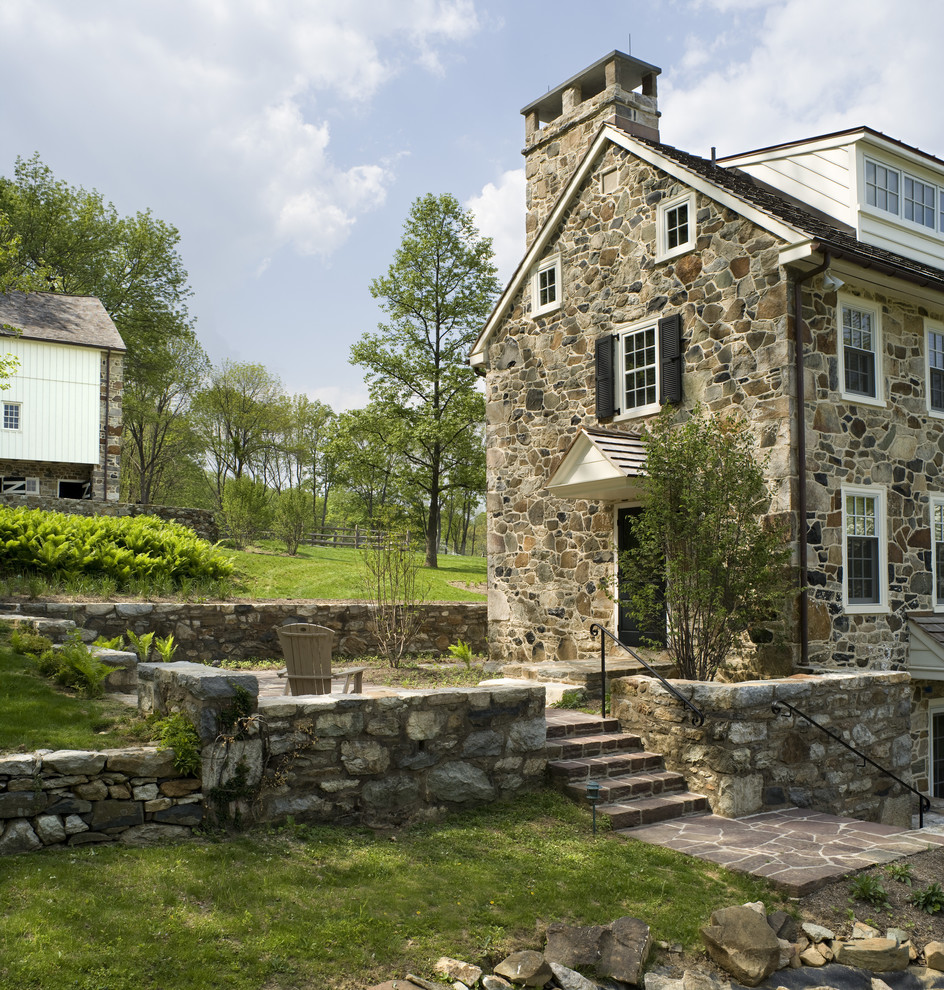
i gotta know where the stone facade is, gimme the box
[0,494,219,543]
[0,747,203,855]
[611,671,916,826]
[910,678,944,794]
[9,600,487,662]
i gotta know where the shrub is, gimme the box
[221,477,272,550]
[155,713,202,775]
[126,630,155,663]
[849,874,890,910]
[154,633,178,662]
[272,488,311,556]
[10,628,54,657]
[34,632,112,698]
[447,639,475,667]
[909,882,944,914]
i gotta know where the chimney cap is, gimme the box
[520,50,661,122]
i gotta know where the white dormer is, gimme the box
[720,128,944,272]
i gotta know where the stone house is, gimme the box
[0,291,125,501]
[469,51,944,800]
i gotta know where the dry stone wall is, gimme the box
[611,670,915,825]
[485,143,796,665]
[10,600,486,661]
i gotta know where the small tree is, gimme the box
[272,488,310,556]
[622,406,793,681]
[221,476,272,550]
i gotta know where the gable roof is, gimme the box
[0,291,125,351]
[907,614,944,682]
[546,427,646,500]
[470,123,944,367]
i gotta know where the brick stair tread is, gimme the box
[545,716,622,739]
[546,732,644,759]
[564,768,687,803]
[548,751,665,780]
[601,791,709,829]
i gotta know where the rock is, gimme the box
[871,979,894,990]
[482,977,514,990]
[0,754,38,776]
[106,748,177,777]
[798,945,826,967]
[118,823,191,846]
[406,976,450,990]
[132,784,159,801]
[853,921,881,939]
[435,958,482,987]
[546,923,608,969]
[884,928,908,944]
[427,762,496,803]
[0,791,49,819]
[0,819,42,855]
[73,780,109,801]
[494,950,553,987]
[63,815,88,835]
[834,938,910,971]
[701,906,781,987]
[924,942,944,971]
[742,901,765,915]
[33,814,66,844]
[42,750,106,775]
[364,982,427,990]
[766,911,797,942]
[801,923,835,943]
[776,938,794,969]
[159,778,202,797]
[550,961,600,990]
[545,916,650,983]
[89,800,144,830]
[681,972,729,990]
[153,804,204,826]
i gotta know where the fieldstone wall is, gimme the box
[0,747,204,856]
[10,600,487,661]
[484,141,796,665]
[910,678,944,795]
[0,493,219,542]
[94,348,124,501]
[611,671,915,826]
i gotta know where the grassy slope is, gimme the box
[0,792,781,990]
[226,543,487,601]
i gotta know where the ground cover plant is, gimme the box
[0,791,781,990]
[0,506,234,593]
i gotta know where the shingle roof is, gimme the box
[581,427,647,476]
[638,137,944,289]
[909,613,944,648]
[0,291,125,351]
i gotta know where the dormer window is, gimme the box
[656,192,696,262]
[532,256,561,317]
[865,160,899,214]
[865,156,944,233]
[904,175,935,228]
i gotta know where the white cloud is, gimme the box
[466,169,526,284]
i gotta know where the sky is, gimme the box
[1,0,941,412]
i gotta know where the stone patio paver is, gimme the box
[618,809,944,895]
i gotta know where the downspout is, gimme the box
[791,249,830,667]
[102,348,111,502]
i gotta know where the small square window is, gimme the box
[838,295,883,404]
[656,192,696,261]
[927,323,944,415]
[2,402,20,430]
[532,256,561,317]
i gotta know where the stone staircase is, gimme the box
[546,709,709,830]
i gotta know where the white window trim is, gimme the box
[612,316,661,422]
[837,294,885,407]
[656,191,696,262]
[932,495,944,613]
[0,476,39,495]
[2,400,22,431]
[862,154,944,238]
[926,319,944,419]
[531,255,562,317]
[841,484,889,614]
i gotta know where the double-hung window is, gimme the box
[927,322,944,415]
[932,497,944,611]
[532,256,561,317]
[2,402,20,431]
[842,485,887,612]
[839,295,883,404]
[656,192,696,262]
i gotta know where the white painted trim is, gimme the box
[932,495,944,612]
[841,484,889,614]
[1,400,22,432]
[532,255,562,317]
[612,316,661,421]
[837,293,885,406]
[926,319,944,419]
[656,191,696,263]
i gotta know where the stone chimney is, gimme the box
[522,51,661,246]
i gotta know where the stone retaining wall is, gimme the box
[611,671,915,826]
[11,600,488,661]
[0,494,219,543]
[0,747,204,856]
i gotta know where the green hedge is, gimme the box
[0,506,233,588]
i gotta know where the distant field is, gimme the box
[226,543,487,602]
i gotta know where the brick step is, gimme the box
[545,713,622,740]
[602,791,710,830]
[564,768,688,805]
[546,732,644,761]
[548,750,665,783]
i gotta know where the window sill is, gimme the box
[532,303,561,319]
[613,404,660,423]
[844,603,890,615]
[841,392,886,409]
[656,244,695,264]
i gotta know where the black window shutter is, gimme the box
[659,314,683,404]
[595,334,617,418]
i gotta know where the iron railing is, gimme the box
[771,699,931,829]
[588,623,705,726]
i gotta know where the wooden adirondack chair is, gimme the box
[275,622,367,695]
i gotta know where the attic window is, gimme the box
[532,256,562,317]
[656,192,696,261]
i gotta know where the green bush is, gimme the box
[0,506,233,590]
[33,632,112,698]
[221,477,272,550]
[155,713,202,775]
[909,881,944,914]
[9,628,53,657]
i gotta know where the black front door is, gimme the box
[616,507,666,647]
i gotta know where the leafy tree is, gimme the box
[272,488,310,555]
[621,407,794,681]
[0,210,51,387]
[351,193,498,568]
[220,475,272,549]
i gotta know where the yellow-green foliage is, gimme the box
[0,506,233,589]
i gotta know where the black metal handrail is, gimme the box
[589,623,705,726]
[771,699,931,829]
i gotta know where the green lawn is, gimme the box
[226,543,487,601]
[0,792,781,990]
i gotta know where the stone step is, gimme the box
[603,792,710,829]
[546,731,645,761]
[564,768,689,805]
[548,750,665,783]
[545,712,622,739]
